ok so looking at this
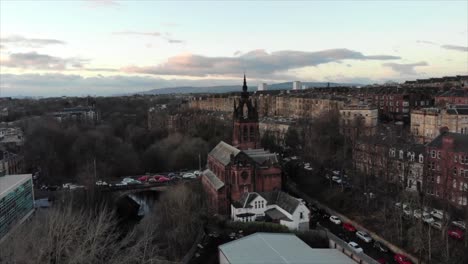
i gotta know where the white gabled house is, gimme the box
[230,191,310,231]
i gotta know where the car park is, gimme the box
[347,241,363,253]
[337,232,350,242]
[343,223,356,232]
[356,231,372,243]
[373,241,389,253]
[413,209,422,219]
[332,176,342,184]
[122,178,141,185]
[329,215,341,225]
[194,170,201,176]
[447,228,464,240]
[431,208,447,220]
[394,254,412,264]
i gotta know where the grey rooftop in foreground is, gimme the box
[219,232,355,264]
[0,174,32,198]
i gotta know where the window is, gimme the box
[431,150,436,158]
[243,186,248,193]
[419,154,424,163]
[437,151,441,159]
[453,167,458,175]
[300,212,304,219]
[399,150,404,159]
[453,179,457,189]
[428,161,435,170]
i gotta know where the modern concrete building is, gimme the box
[292,81,302,90]
[219,233,355,264]
[0,174,34,242]
[257,83,267,91]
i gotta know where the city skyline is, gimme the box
[1,0,467,96]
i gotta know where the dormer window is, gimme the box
[419,154,424,163]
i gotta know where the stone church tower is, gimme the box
[232,75,260,150]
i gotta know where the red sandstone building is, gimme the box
[201,76,282,215]
[425,131,468,207]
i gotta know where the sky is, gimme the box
[0,0,467,97]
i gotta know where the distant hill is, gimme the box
[137,82,363,95]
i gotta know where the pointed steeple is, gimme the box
[243,74,248,92]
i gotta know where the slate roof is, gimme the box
[202,169,225,190]
[265,208,292,222]
[446,105,468,115]
[219,233,355,264]
[244,149,279,165]
[260,191,301,214]
[208,141,240,166]
[437,89,468,97]
[232,191,301,215]
[427,132,468,152]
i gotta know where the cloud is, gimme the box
[0,35,66,48]
[416,40,467,52]
[382,61,428,75]
[122,48,400,78]
[112,30,184,44]
[416,40,438,45]
[1,52,87,70]
[441,44,468,52]
[112,31,161,37]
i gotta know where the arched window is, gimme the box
[250,125,255,140]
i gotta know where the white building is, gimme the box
[258,83,267,91]
[231,191,310,231]
[219,233,355,264]
[292,81,302,90]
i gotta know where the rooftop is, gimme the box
[219,232,355,264]
[0,174,32,198]
[427,132,468,152]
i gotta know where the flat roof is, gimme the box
[0,174,32,198]
[219,232,355,264]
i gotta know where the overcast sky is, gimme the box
[1,0,467,97]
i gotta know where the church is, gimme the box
[201,75,282,215]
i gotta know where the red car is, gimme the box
[342,223,356,232]
[448,228,464,240]
[394,254,412,264]
[376,258,387,264]
[137,176,150,182]
[156,176,171,183]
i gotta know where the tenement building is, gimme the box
[201,76,282,215]
[411,105,468,143]
[339,104,378,138]
[425,131,468,207]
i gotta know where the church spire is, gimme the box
[242,73,247,92]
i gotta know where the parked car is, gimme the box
[329,215,341,225]
[431,221,442,230]
[356,231,372,243]
[422,214,435,224]
[431,209,447,220]
[182,172,196,179]
[138,176,150,182]
[348,241,363,253]
[337,232,350,242]
[363,192,376,199]
[194,170,201,176]
[403,207,413,217]
[377,258,387,264]
[157,176,171,183]
[447,228,464,240]
[343,223,356,232]
[332,170,340,176]
[331,175,342,183]
[168,172,177,178]
[451,220,466,230]
[95,180,108,186]
[122,178,141,185]
[413,209,422,219]
[394,254,412,264]
[373,241,389,253]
